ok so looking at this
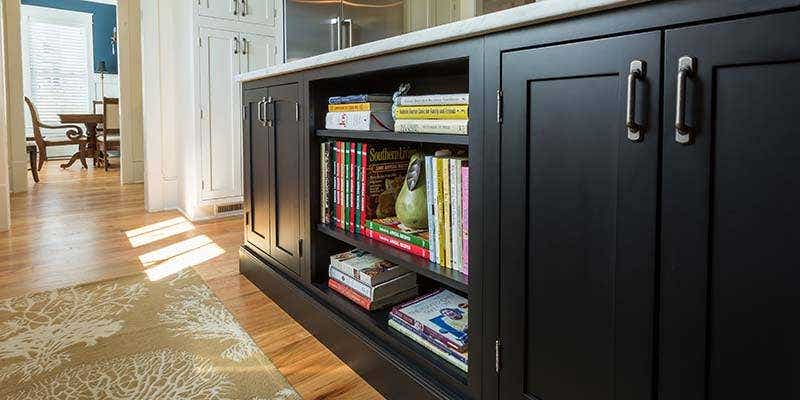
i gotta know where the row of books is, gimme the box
[323,93,469,135]
[319,140,415,235]
[328,249,418,311]
[390,288,469,372]
[426,154,469,274]
[394,93,469,136]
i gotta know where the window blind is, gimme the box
[23,13,92,130]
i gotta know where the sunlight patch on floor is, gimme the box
[125,217,188,238]
[145,242,226,281]
[127,220,195,248]
[138,235,213,267]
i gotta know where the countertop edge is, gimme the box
[236,0,650,83]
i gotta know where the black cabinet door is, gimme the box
[499,32,661,400]
[266,83,302,275]
[243,88,271,253]
[661,12,800,400]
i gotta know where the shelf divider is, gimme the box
[317,224,469,293]
[316,129,469,145]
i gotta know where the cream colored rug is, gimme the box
[0,269,300,400]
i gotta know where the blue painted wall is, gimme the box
[21,0,117,73]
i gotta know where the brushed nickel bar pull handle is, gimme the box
[242,37,248,55]
[626,60,646,141]
[266,96,274,128]
[241,0,247,16]
[675,56,696,144]
[233,0,239,15]
[234,37,239,54]
[258,97,267,126]
[342,19,353,48]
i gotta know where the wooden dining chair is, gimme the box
[97,97,121,171]
[24,97,88,170]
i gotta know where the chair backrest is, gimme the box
[93,100,104,115]
[102,97,120,134]
[23,97,45,144]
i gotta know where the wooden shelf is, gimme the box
[311,282,468,385]
[318,224,469,293]
[316,129,469,145]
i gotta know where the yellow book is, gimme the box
[394,105,469,120]
[328,103,391,112]
[441,158,452,269]
[435,158,447,265]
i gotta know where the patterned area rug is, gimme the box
[0,269,300,400]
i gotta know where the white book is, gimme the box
[325,111,394,131]
[394,119,468,135]
[425,156,437,264]
[398,93,469,106]
[329,266,416,301]
[450,159,462,272]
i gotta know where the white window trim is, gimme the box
[21,5,95,132]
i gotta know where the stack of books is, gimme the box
[389,288,469,372]
[394,94,469,135]
[325,94,394,131]
[364,216,431,260]
[425,154,469,275]
[319,141,416,232]
[328,249,418,310]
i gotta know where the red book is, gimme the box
[349,142,357,233]
[336,141,343,230]
[328,278,371,309]
[363,228,431,259]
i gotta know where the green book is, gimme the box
[366,217,429,249]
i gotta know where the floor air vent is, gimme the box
[216,203,243,215]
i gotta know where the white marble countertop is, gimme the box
[237,0,649,82]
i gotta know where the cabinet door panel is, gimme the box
[199,27,241,200]
[500,32,661,400]
[199,0,236,20]
[241,33,276,73]
[267,84,302,275]
[661,11,800,400]
[243,89,271,253]
[239,0,276,27]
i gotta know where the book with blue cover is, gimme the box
[328,94,393,104]
[390,288,468,352]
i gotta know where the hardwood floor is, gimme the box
[0,163,383,400]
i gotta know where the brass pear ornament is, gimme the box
[395,153,428,229]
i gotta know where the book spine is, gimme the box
[320,142,328,224]
[390,308,466,352]
[442,158,452,269]
[363,228,430,259]
[329,95,392,104]
[434,158,446,265]
[389,315,468,365]
[349,142,357,233]
[333,142,341,229]
[360,143,368,233]
[365,220,429,249]
[450,159,462,272]
[461,166,469,275]
[329,266,373,299]
[325,111,371,130]
[328,279,372,310]
[425,156,437,264]
[394,119,468,135]
[343,142,350,231]
[354,143,361,234]
[398,94,469,106]
[394,105,469,120]
[328,103,379,112]
[388,318,468,372]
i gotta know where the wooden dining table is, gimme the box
[58,113,104,169]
